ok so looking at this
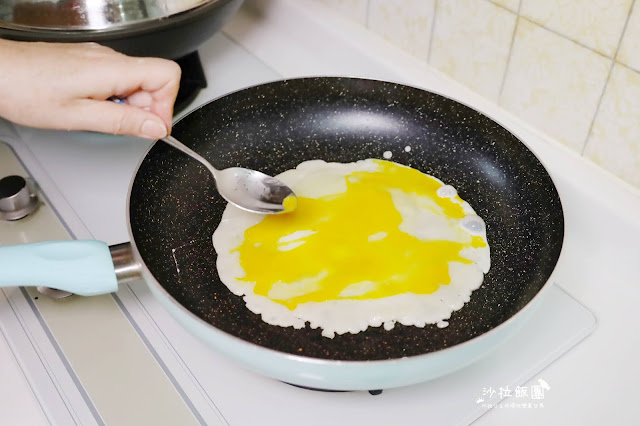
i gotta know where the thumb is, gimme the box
[64,99,169,139]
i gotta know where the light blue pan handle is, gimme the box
[0,241,118,296]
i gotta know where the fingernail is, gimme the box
[141,120,167,139]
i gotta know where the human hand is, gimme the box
[0,39,181,139]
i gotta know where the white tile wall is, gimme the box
[490,0,520,13]
[310,0,640,190]
[429,0,516,101]
[367,0,435,60]
[500,18,611,152]
[618,2,640,71]
[585,63,640,187]
[520,0,633,57]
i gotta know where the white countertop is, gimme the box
[224,1,640,424]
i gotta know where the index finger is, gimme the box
[97,56,182,129]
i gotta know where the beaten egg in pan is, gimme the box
[213,159,490,338]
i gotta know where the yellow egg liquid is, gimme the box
[282,194,298,212]
[235,160,486,310]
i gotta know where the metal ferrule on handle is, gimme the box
[110,242,142,284]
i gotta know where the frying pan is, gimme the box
[0,77,564,390]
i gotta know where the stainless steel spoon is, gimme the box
[108,96,296,214]
[162,135,297,214]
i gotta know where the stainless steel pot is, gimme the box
[0,0,244,59]
[1,0,214,31]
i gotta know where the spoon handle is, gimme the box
[162,135,219,182]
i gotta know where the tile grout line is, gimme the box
[516,16,611,61]
[580,64,611,156]
[497,0,522,101]
[580,0,636,156]
[426,0,438,63]
[618,59,640,76]
[487,0,518,13]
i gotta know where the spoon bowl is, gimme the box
[162,135,297,214]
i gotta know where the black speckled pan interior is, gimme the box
[130,77,564,361]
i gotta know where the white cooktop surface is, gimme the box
[0,110,596,426]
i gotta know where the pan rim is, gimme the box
[126,76,566,365]
[0,0,234,34]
